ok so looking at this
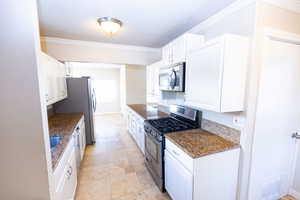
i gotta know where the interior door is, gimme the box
[249,37,300,199]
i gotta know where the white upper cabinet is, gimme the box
[185,34,249,112]
[147,61,162,103]
[40,52,67,106]
[162,33,204,65]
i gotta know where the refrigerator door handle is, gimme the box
[92,89,97,112]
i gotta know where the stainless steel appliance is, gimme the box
[144,105,201,191]
[54,77,96,145]
[159,62,185,92]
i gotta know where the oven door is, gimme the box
[145,131,163,178]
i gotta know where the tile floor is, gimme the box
[75,114,170,200]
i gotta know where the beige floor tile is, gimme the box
[75,114,170,200]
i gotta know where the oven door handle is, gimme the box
[145,132,161,145]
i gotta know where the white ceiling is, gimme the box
[38,0,237,48]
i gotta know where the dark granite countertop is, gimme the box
[165,129,239,159]
[127,104,168,120]
[48,113,83,170]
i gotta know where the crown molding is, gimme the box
[188,0,256,33]
[261,0,300,14]
[40,37,161,53]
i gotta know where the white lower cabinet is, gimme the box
[165,138,240,200]
[126,106,145,154]
[53,118,86,200]
[54,137,77,200]
[56,147,77,200]
[165,150,193,200]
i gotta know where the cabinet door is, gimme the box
[162,45,169,65]
[136,118,145,154]
[40,52,68,105]
[126,109,130,131]
[140,124,145,154]
[51,57,61,102]
[40,53,51,104]
[58,62,67,100]
[146,65,153,96]
[55,61,63,101]
[62,149,77,200]
[172,37,186,64]
[186,41,223,111]
[133,117,138,142]
[153,63,161,96]
[55,148,77,200]
[162,44,172,65]
[129,113,133,135]
[165,150,193,200]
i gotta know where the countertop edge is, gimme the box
[127,104,169,120]
[165,133,240,159]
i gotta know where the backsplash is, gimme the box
[201,119,240,144]
[160,91,185,105]
[158,91,241,144]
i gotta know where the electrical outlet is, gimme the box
[233,116,245,127]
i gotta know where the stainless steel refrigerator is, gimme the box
[54,77,96,145]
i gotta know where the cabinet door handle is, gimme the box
[67,166,73,180]
[172,150,180,156]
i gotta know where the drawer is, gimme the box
[165,138,193,172]
[55,147,77,200]
[53,136,74,188]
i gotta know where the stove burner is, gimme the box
[147,117,195,134]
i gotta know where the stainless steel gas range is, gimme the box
[144,105,202,191]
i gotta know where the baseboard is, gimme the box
[289,188,300,199]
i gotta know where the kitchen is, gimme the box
[2,1,300,200]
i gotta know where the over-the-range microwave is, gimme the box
[159,62,185,92]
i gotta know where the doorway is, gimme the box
[66,62,125,115]
[248,30,300,199]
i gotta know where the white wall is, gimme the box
[120,66,127,114]
[68,62,122,114]
[41,37,161,66]
[245,2,300,199]
[0,1,53,199]
[126,65,147,104]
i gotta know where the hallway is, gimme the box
[75,114,170,200]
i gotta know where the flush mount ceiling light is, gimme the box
[97,17,122,35]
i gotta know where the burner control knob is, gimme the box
[151,131,156,137]
[157,135,163,142]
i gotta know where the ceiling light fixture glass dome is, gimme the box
[97,17,122,35]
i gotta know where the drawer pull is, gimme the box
[67,166,73,180]
[172,150,180,156]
